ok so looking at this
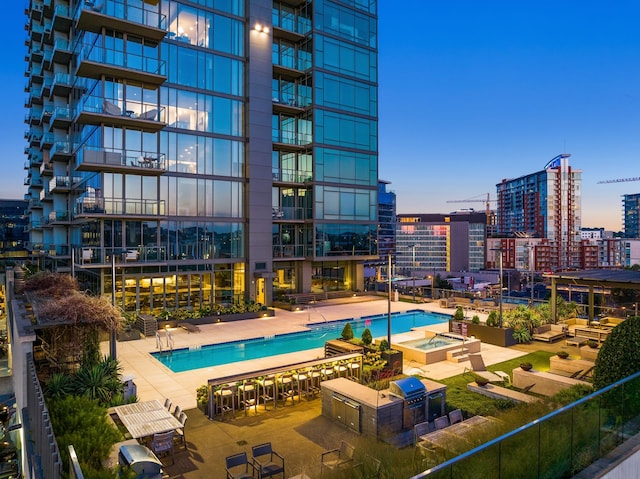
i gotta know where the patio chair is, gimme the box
[467,353,510,385]
[251,442,284,479]
[174,411,187,450]
[163,398,172,411]
[356,454,382,479]
[103,99,121,116]
[139,108,158,121]
[150,430,175,465]
[173,405,182,419]
[226,451,256,479]
[434,415,450,430]
[321,440,356,474]
[449,409,464,425]
[413,421,431,444]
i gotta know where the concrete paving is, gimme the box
[104,297,534,478]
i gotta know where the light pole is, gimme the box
[387,252,392,348]
[412,244,416,303]
[491,247,504,328]
[635,302,638,318]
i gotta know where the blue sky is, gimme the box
[3,1,639,231]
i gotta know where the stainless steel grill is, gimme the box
[389,377,427,429]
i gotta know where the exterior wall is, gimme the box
[623,193,640,239]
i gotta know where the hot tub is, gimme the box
[395,332,481,364]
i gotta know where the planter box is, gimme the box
[382,350,403,373]
[449,320,517,347]
[117,329,141,341]
[156,309,276,330]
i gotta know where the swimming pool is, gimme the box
[152,309,450,372]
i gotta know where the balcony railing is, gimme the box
[75,197,166,217]
[75,245,169,265]
[75,96,166,131]
[75,42,166,85]
[272,129,312,146]
[271,206,309,221]
[75,0,167,40]
[45,210,71,224]
[272,168,312,183]
[77,146,166,173]
[272,244,305,258]
[272,9,312,36]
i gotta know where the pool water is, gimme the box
[152,309,450,372]
[399,335,461,350]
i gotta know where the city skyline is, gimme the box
[3,2,640,232]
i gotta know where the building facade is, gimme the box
[23,0,378,313]
[376,179,395,259]
[496,154,582,271]
[396,212,487,275]
[623,193,640,239]
[0,199,29,269]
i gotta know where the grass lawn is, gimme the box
[432,351,555,417]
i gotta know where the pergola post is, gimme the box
[551,277,557,322]
[588,285,595,321]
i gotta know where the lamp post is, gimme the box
[635,302,638,318]
[110,254,118,359]
[491,247,504,328]
[387,252,392,348]
[412,244,417,303]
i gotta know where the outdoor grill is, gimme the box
[118,444,163,479]
[389,377,427,428]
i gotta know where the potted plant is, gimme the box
[557,350,569,359]
[520,362,533,371]
[473,374,489,387]
[587,339,599,349]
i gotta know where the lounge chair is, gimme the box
[139,108,158,120]
[181,322,200,333]
[103,100,122,116]
[467,353,510,385]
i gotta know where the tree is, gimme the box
[361,328,372,346]
[341,322,354,340]
[593,317,640,390]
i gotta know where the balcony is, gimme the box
[75,0,167,42]
[76,146,165,175]
[27,86,44,106]
[75,43,166,86]
[271,206,309,221]
[25,109,43,125]
[75,97,166,132]
[51,39,72,65]
[51,4,72,31]
[74,245,168,267]
[272,9,311,42]
[50,141,74,161]
[75,197,166,219]
[28,0,44,20]
[45,210,71,225]
[49,175,81,193]
[50,106,72,128]
[51,72,73,97]
[272,168,312,184]
[273,244,305,259]
[39,160,53,177]
[29,198,43,209]
[272,129,312,150]
[41,133,54,147]
[30,46,44,64]
[272,49,311,79]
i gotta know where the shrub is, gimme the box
[341,322,354,340]
[472,315,480,324]
[361,328,373,346]
[454,306,465,320]
[486,310,499,327]
[378,338,389,352]
[557,351,569,359]
[593,316,640,390]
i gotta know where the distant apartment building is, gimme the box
[0,199,29,268]
[23,0,379,312]
[376,180,396,259]
[621,239,640,267]
[623,193,640,238]
[496,154,581,271]
[396,212,486,275]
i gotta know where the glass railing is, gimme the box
[76,42,166,77]
[271,9,311,36]
[272,129,312,146]
[45,210,70,224]
[273,49,311,71]
[413,371,640,478]
[271,206,308,220]
[272,244,305,258]
[50,141,74,158]
[51,106,72,124]
[75,0,167,32]
[52,4,69,19]
[76,95,165,123]
[78,146,166,170]
[271,169,313,183]
[271,91,311,108]
[74,245,169,265]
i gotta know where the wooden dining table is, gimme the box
[113,399,183,440]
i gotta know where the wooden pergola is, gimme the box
[545,270,640,321]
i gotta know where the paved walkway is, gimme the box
[104,297,525,410]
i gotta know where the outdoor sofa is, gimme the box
[532,324,567,342]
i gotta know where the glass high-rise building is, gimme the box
[623,193,640,239]
[23,0,378,313]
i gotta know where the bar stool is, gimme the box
[258,375,276,410]
[335,362,348,378]
[277,373,295,406]
[238,380,257,416]
[214,386,235,421]
[294,371,310,401]
[309,368,322,397]
[347,361,361,381]
[320,365,335,381]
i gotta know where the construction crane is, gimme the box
[446,193,496,225]
[597,177,640,184]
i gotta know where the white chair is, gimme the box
[150,430,175,465]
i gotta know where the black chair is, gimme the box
[321,440,356,474]
[251,442,285,479]
[226,451,256,479]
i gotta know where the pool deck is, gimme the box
[103,297,526,411]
